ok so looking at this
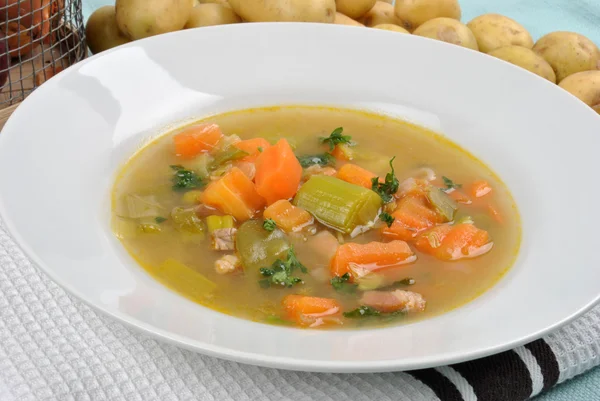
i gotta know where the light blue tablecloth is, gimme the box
[81,1,600,400]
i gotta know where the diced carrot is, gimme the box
[201,167,265,221]
[331,144,354,161]
[263,200,313,232]
[471,180,492,198]
[330,240,415,279]
[336,163,377,189]
[282,295,341,327]
[254,139,302,205]
[235,138,271,163]
[414,223,492,261]
[382,194,444,241]
[173,123,223,159]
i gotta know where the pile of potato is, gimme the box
[86,0,600,114]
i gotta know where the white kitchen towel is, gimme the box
[1,219,599,401]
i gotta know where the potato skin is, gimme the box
[360,1,407,29]
[184,3,241,28]
[488,46,556,83]
[116,0,193,40]
[373,24,409,34]
[533,31,600,83]
[467,14,533,54]
[558,70,600,114]
[228,0,336,23]
[334,12,364,26]
[413,18,478,50]
[86,5,131,54]
[335,0,376,20]
[394,0,461,31]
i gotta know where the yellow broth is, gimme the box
[112,106,521,328]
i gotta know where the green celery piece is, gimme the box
[236,220,290,271]
[156,259,217,301]
[427,187,457,221]
[206,215,234,233]
[293,175,382,234]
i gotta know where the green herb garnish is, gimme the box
[442,176,462,191]
[343,306,381,318]
[259,247,307,288]
[379,212,395,227]
[263,218,277,232]
[320,127,354,151]
[155,216,167,224]
[170,165,204,191]
[371,157,399,203]
[297,153,336,168]
[265,315,294,326]
[330,273,358,294]
[257,146,264,152]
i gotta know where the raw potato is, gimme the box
[115,0,193,40]
[488,46,556,83]
[86,5,131,55]
[197,0,231,8]
[394,0,461,31]
[185,4,241,28]
[360,1,407,28]
[559,71,600,114]
[533,31,600,83]
[335,0,376,19]
[228,0,336,23]
[413,18,478,50]
[334,12,364,26]
[373,24,409,34]
[467,14,533,54]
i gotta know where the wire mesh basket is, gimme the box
[0,0,86,108]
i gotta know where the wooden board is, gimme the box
[0,103,19,129]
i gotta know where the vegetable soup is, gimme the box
[112,106,520,329]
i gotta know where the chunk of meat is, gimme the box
[214,254,241,274]
[302,165,337,180]
[360,289,426,313]
[414,223,492,261]
[211,228,237,251]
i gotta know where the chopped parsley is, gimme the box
[330,273,358,294]
[259,248,307,288]
[170,165,204,191]
[379,212,395,227]
[343,305,406,320]
[343,306,381,318]
[154,216,167,224]
[442,176,462,191]
[320,127,355,151]
[257,146,264,152]
[263,218,277,232]
[371,157,399,203]
[297,153,336,168]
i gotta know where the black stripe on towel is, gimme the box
[524,339,560,391]
[451,350,532,401]
[409,369,464,401]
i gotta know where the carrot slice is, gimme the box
[414,223,492,261]
[173,123,223,159]
[254,139,302,205]
[471,180,492,198]
[331,144,354,161]
[382,194,444,241]
[282,295,341,327]
[201,167,265,221]
[235,138,271,162]
[336,163,377,189]
[263,199,313,232]
[330,240,415,279]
